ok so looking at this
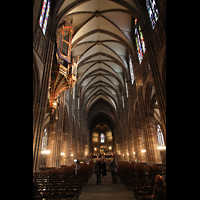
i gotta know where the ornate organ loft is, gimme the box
[48,18,79,113]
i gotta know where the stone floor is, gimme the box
[79,172,135,200]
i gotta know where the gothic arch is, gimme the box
[145,82,163,128]
[145,82,166,150]
[87,111,116,131]
[133,97,139,114]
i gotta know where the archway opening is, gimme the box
[90,115,115,159]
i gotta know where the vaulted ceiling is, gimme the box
[55,0,142,125]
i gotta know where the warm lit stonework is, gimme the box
[33,0,166,171]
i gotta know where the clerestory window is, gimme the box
[146,0,159,29]
[134,19,146,65]
[39,0,50,35]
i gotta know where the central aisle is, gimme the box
[79,171,135,200]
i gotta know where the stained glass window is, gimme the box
[157,124,165,146]
[134,19,146,65]
[146,0,159,29]
[39,0,47,28]
[100,133,105,143]
[39,0,50,35]
[122,95,124,108]
[129,55,134,84]
[41,129,48,150]
[125,82,128,97]
[42,1,50,35]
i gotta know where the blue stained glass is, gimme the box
[42,1,50,35]
[139,28,146,53]
[39,0,47,28]
[39,0,50,35]
[100,133,105,143]
[135,27,137,35]
[129,55,134,84]
[146,0,159,29]
[135,19,145,64]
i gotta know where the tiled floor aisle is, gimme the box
[79,172,135,200]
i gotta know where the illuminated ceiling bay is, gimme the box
[57,0,135,117]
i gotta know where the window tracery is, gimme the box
[100,133,105,143]
[157,124,165,146]
[122,95,124,108]
[146,0,159,29]
[39,0,50,35]
[134,19,146,64]
[129,55,134,84]
[41,128,48,150]
[125,82,128,97]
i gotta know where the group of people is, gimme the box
[94,159,166,200]
[94,159,119,185]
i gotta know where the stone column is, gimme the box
[61,103,69,166]
[56,91,65,167]
[136,127,144,163]
[145,116,161,164]
[33,30,55,172]
[142,24,166,143]
[136,85,159,164]
[46,118,58,167]
[61,129,68,166]
[86,130,90,158]
[67,92,73,165]
[128,113,135,162]
[74,91,79,160]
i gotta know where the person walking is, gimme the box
[94,160,102,185]
[109,159,118,184]
[101,159,107,182]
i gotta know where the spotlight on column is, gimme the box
[157,146,166,150]
[41,150,50,154]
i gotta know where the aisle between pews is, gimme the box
[78,171,134,200]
